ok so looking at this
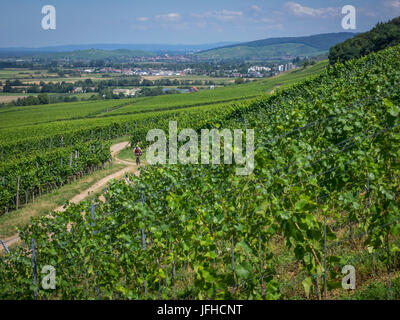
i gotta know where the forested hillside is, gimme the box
[329,16,400,64]
[197,33,355,60]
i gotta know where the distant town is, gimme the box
[82,62,298,79]
[0,49,317,105]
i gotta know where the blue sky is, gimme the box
[0,0,399,47]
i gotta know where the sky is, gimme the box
[0,0,400,47]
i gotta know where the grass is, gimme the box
[0,93,37,96]
[118,147,136,162]
[255,214,400,300]
[110,135,131,144]
[0,162,125,239]
[0,95,28,103]
[142,75,236,84]
[339,274,400,300]
[0,99,132,129]
[0,68,113,82]
[0,68,33,79]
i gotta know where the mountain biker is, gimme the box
[134,145,142,165]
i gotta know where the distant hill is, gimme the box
[329,16,400,64]
[196,33,356,60]
[35,49,155,60]
[37,42,237,53]
[0,42,238,57]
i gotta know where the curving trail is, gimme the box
[1,141,139,251]
[54,141,138,212]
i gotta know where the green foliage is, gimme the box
[1,45,400,300]
[0,141,111,213]
[329,16,400,64]
[0,61,327,161]
[234,78,245,85]
[342,277,400,300]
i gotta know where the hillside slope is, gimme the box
[36,49,155,60]
[1,44,399,299]
[197,33,355,60]
[329,16,400,64]
[0,61,328,216]
[0,61,328,143]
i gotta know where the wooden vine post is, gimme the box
[16,176,20,210]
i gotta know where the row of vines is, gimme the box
[0,141,111,214]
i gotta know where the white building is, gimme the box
[113,88,140,97]
[248,66,271,73]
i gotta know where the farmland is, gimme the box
[0,95,28,103]
[107,61,328,117]
[0,68,112,82]
[0,99,133,129]
[0,61,327,140]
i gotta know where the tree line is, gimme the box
[2,78,220,95]
[329,16,400,64]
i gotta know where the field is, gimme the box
[142,75,237,84]
[0,68,112,83]
[0,95,28,103]
[0,68,234,85]
[0,99,133,129]
[0,61,327,140]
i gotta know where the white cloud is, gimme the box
[192,10,243,22]
[385,1,400,8]
[156,13,181,22]
[261,18,274,23]
[136,17,150,22]
[285,2,339,17]
[251,5,262,12]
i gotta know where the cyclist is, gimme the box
[134,145,142,165]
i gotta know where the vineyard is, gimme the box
[0,61,325,145]
[0,141,111,213]
[0,62,325,217]
[0,45,400,300]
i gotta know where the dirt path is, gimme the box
[1,141,138,250]
[55,141,137,212]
